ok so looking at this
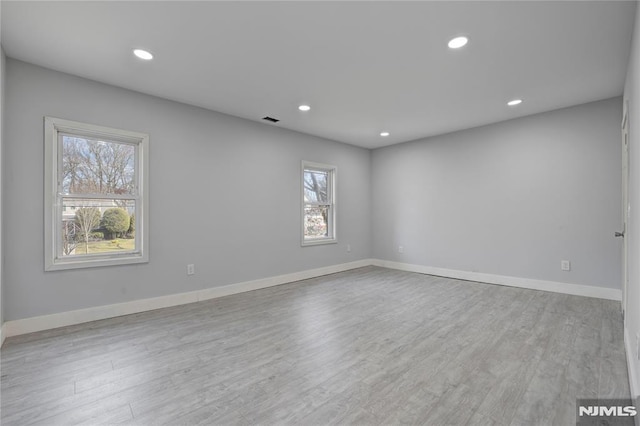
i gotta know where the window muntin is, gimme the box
[45,117,149,270]
[302,161,336,245]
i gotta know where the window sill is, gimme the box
[301,238,338,247]
[45,253,148,271]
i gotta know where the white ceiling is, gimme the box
[1,1,637,149]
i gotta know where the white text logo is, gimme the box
[578,406,637,417]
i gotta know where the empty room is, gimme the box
[1,1,640,425]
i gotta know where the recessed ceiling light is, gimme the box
[298,105,311,111]
[133,49,153,60]
[448,36,468,49]
[380,132,390,137]
[507,99,523,106]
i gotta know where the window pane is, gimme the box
[304,205,329,239]
[303,170,328,203]
[62,135,135,195]
[61,198,136,257]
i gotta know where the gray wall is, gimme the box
[623,1,640,400]
[0,47,5,327]
[4,59,371,321]
[372,97,622,290]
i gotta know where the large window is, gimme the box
[302,161,336,245]
[44,117,149,270]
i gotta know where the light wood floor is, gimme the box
[0,266,631,425]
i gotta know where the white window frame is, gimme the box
[44,117,149,271]
[301,161,337,246]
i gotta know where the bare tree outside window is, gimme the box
[62,220,79,256]
[304,170,328,203]
[59,136,136,256]
[63,136,135,209]
[74,207,102,254]
[304,169,329,238]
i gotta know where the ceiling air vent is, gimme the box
[262,116,280,123]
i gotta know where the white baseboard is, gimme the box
[625,327,639,401]
[1,258,621,342]
[371,259,622,301]
[1,259,373,340]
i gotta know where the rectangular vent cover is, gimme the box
[262,116,280,123]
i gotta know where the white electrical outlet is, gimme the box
[346,244,351,253]
[561,260,571,271]
[187,264,195,275]
[398,246,404,254]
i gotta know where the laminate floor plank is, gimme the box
[599,304,632,399]
[1,266,630,425]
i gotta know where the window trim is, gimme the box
[301,160,337,246]
[44,117,149,271]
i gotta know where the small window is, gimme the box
[44,117,149,270]
[302,161,336,246]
